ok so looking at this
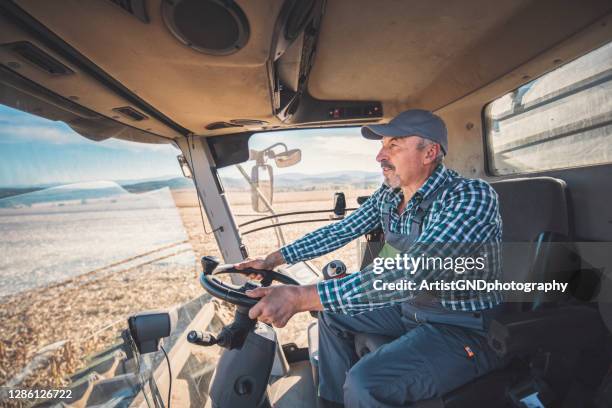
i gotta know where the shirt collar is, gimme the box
[385,164,450,205]
[414,164,449,201]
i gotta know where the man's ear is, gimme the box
[423,143,439,164]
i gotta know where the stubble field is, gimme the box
[0,186,372,393]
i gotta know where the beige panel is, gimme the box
[309,0,612,114]
[412,0,612,111]
[16,0,284,132]
[308,0,531,103]
[0,14,183,139]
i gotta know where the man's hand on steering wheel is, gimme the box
[234,250,285,280]
[245,286,302,327]
[211,251,324,327]
[246,284,323,327]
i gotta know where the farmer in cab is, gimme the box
[236,109,504,408]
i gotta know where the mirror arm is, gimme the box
[265,142,289,157]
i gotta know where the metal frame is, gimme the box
[175,136,244,264]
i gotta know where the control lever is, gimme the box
[322,260,347,280]
[187,330,218,347]
[187,311,255,350]
[312,260,347,318]
[201,255,220,275]
[332,192,346,218]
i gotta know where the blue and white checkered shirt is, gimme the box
[281,164,503,315]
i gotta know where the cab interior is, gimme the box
[1,0,611,407]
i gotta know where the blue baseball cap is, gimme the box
[361,109,448,154]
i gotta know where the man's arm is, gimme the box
[237,186,387,272]
[236,250,286,272]
[317,179,501,315]
[279,186,386,264]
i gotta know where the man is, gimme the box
[236,109,504,407]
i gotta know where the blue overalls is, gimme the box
[317,179,504,407]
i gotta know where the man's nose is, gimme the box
[376,146,387,163]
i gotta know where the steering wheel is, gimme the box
[199,256,300,308]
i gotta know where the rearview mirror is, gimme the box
[250,164,273,213]
[274,149,301,168]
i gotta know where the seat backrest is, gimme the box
[491,177,574,310]
[491,176,570,242]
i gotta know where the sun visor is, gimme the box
[0,65,170,145]
[207,132,253,168]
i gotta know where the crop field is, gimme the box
[0,186,375,393]
[174,188,373,272]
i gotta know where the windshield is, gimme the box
[217,127,383,273]
[0,104,218,406]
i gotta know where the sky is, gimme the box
[0,104,182,187]
[221,127,382,179]
[0,104,382,187]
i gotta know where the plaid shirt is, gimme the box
[281,164,503,315]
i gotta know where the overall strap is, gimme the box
[409,178,461,238]
[381,202,394,235]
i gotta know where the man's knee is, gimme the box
[343,364,404,407]
[343,356,439,406]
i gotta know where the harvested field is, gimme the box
[0,186,373,395]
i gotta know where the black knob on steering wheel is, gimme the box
[199,256,300,308]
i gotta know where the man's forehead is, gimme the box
[381,135,419,143]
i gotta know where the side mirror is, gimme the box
[250,164,273,213]
[177,155,192,178]
[127,309,176,354]
[333,192,346,217]
[274,149,301,168]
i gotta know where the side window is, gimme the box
[484,41,612,175]
[0,105,215,403]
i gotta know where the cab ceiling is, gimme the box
[8,0,284,138]
[2,0,612,141]
[309,0,612,112]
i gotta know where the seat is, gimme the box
[308,177,606,406]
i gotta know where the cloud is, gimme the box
[99,138,178,153]
[0,105,85,144]
[0,106,178,154]
[0,121,179,156]
[250,128,375,157]
[246,128,381,176]
[307,134,377,157]
[0,123,81,144]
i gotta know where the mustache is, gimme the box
[380,160,395,170]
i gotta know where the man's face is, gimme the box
[376,136,430,189]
